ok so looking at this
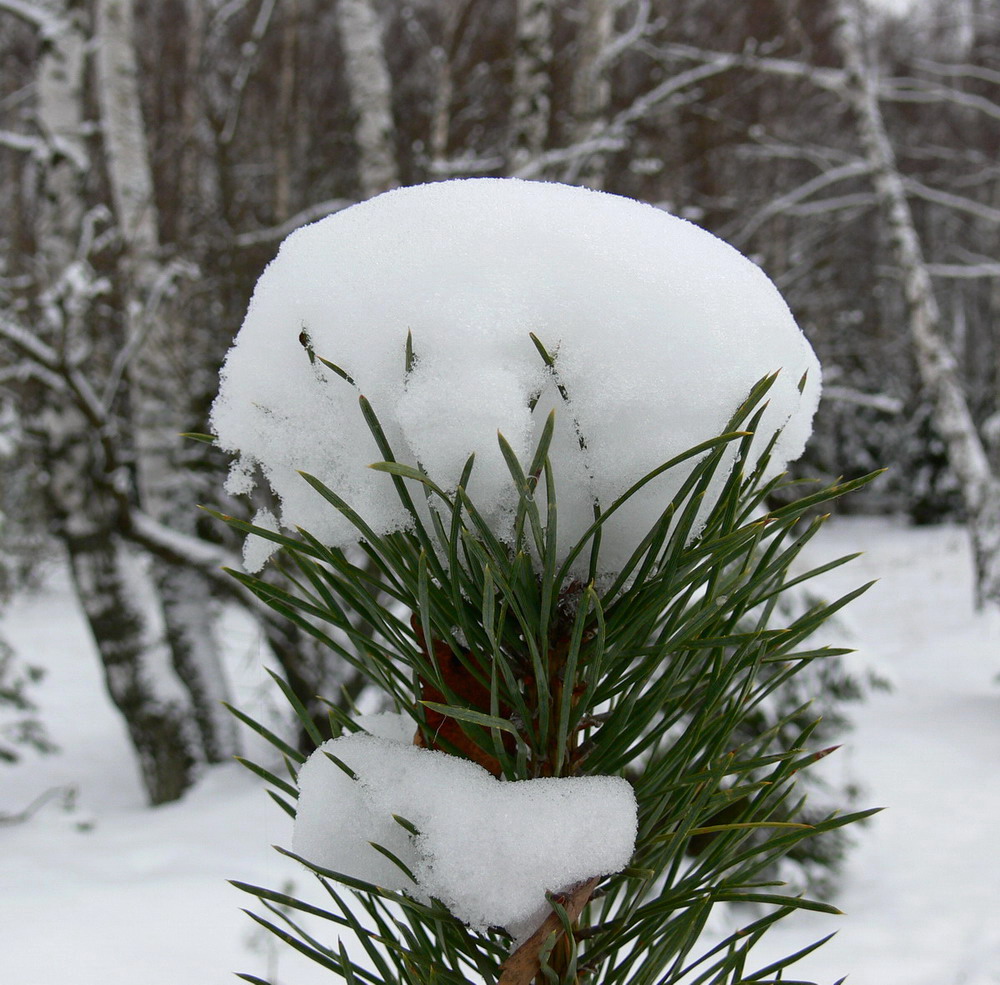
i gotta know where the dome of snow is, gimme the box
[211,178,820,575]
[293,723,637,937]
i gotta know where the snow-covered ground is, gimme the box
[1,516,997,984]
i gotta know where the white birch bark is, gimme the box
[47,425,199,803]
[837,0,1000,607]
[0,0,206,802]
[568,0,614,188]
[32,1,88,272]
[94,0,238,758]
[509,0,554,174]
[335,0,400,197]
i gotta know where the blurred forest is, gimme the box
[0,0,998,805]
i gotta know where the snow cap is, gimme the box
[292,719,638,938]
[212,178,821,575]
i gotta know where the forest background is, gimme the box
[0,0,997,851]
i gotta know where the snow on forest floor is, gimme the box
[1,516,997,985]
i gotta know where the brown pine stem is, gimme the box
[498,877,599,985]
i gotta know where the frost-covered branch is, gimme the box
[513,134,626,180]
[0,358,67,395]
[912,58,1000,87]
[0,129,43,155]
[234,198,355,247]
[127,511,242,583]
[614,58,743,127]
[730,160,872,245]
[823,384,904,415]
[515,57,737,182]
[0,0,66,38]
[426,153,506,178]
[927,263,1000,279]
[0,314,106,429]
[881,77,1000,123]
[100,258,197,408]
[220,0,278,146]
[655,41,847,94]
[903,176,1000,225]
[596,0,651,71]
[735,136,861,172]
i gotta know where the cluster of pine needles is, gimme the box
[216,369,878,985]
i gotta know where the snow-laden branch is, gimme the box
[234,199,356,248]
[127,511,241,578]
[881,77,1000,123]
[927,263,1000,279]
[0,129,43,155]
[0,358,68,394]
[513,56,740,181]
[0,310,260,602]
[730,160,872,245]
[596,0,650,71]
[654,39,1000,125]
[822,384,904,415]
[903,176,1000,225]
[0,313,107,429]
[655,41,847,94]
[220,0,278,146]
[101,258,197,407]
[0,0,67,38]
[912,58,1000,87]
[512,134,626,179]
[735,136,861,171]
[781,192,876,216]
[614,57,742,127]
[426,153,506,178]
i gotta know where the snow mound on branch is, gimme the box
[212,178,820,574]
[292,721,637,937]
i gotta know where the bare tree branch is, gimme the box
[913,58,1000,87]
[656,41,847,94]
[730,160,872,245]
[903,176,1000,225]
[597,0,651,71]
[0,129,43,154]
[823,385,904,414]
[0,0,66,37]
[927,263,1000,279]
[219,0,278,146]
[234,198,355,248]
[881,77,1000,123]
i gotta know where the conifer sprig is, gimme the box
[221,375,879,985]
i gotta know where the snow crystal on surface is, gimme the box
[292,722,638,935]
[212,178,820,574]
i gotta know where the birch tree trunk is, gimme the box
[568,0,614,188]
[3,0,200,802]
[45,419,198,804]
[509,0,554,174]
[836,0,1000,607]
[335,0,399,198]
[32,0,87,273]
[94,0,238,762]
